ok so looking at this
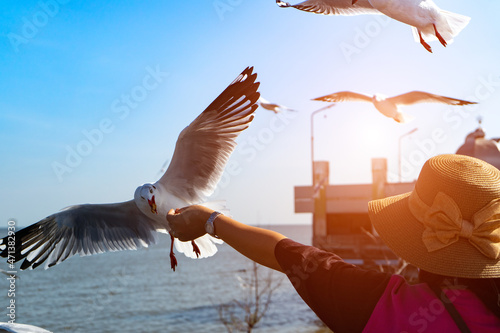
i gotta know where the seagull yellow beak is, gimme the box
[148,196,158,214]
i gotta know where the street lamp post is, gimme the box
[310,103,336,247]
[398,127,418,182]
[310,103,336,183]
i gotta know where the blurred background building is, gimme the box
[295,119,500,268]
[456,120,500,169]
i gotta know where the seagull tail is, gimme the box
[174,234,222,259]
[440,10,471,39]
[172,200,226,259]
[412,11,470,45]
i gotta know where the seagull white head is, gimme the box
[134,184,158,215]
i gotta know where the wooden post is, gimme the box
[312,161,329,247]
[371,158,387,237]
[371,158,387,200]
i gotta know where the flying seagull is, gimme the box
[0,67,260,271]
[313,91,477,123]
[258,96,296,113]
[276,0,470,52]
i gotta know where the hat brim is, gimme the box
[369,192,500,278]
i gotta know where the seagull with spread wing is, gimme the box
[313,91,477,123]
[276,0,470,53]
[0,67,260,271]
[258,96,296,113]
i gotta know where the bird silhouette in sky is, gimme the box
[313,90,477,123]
[258,96,297,113]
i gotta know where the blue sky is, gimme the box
[1,1,500,228]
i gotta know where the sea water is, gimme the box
[0,225,332,332]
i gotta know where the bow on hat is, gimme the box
[409,191,500,259]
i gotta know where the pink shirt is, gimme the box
[363,275,500,333]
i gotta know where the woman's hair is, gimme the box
[419,270,500,319]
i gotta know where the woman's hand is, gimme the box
[166,205,214,242]
[167,204,287,272]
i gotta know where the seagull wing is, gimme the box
[0,201,160,270]
[158,67,260,203]
[389,91,478,106]
[313,91,372,103]
[259,101,280,112]
[277,0,381,16]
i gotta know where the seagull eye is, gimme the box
[149,189,153,194]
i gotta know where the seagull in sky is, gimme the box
[276,0,471,52]
[313,91,477,123]
[258,96,296,113]
[0,67,260,271]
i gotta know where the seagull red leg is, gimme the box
[418,30,432,53]
[191,241,201,258]
[433,23,447,47]
[169,234,177,271]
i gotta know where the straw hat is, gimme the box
[369,154,500,278]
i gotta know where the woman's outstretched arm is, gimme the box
[166,205,287,272]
